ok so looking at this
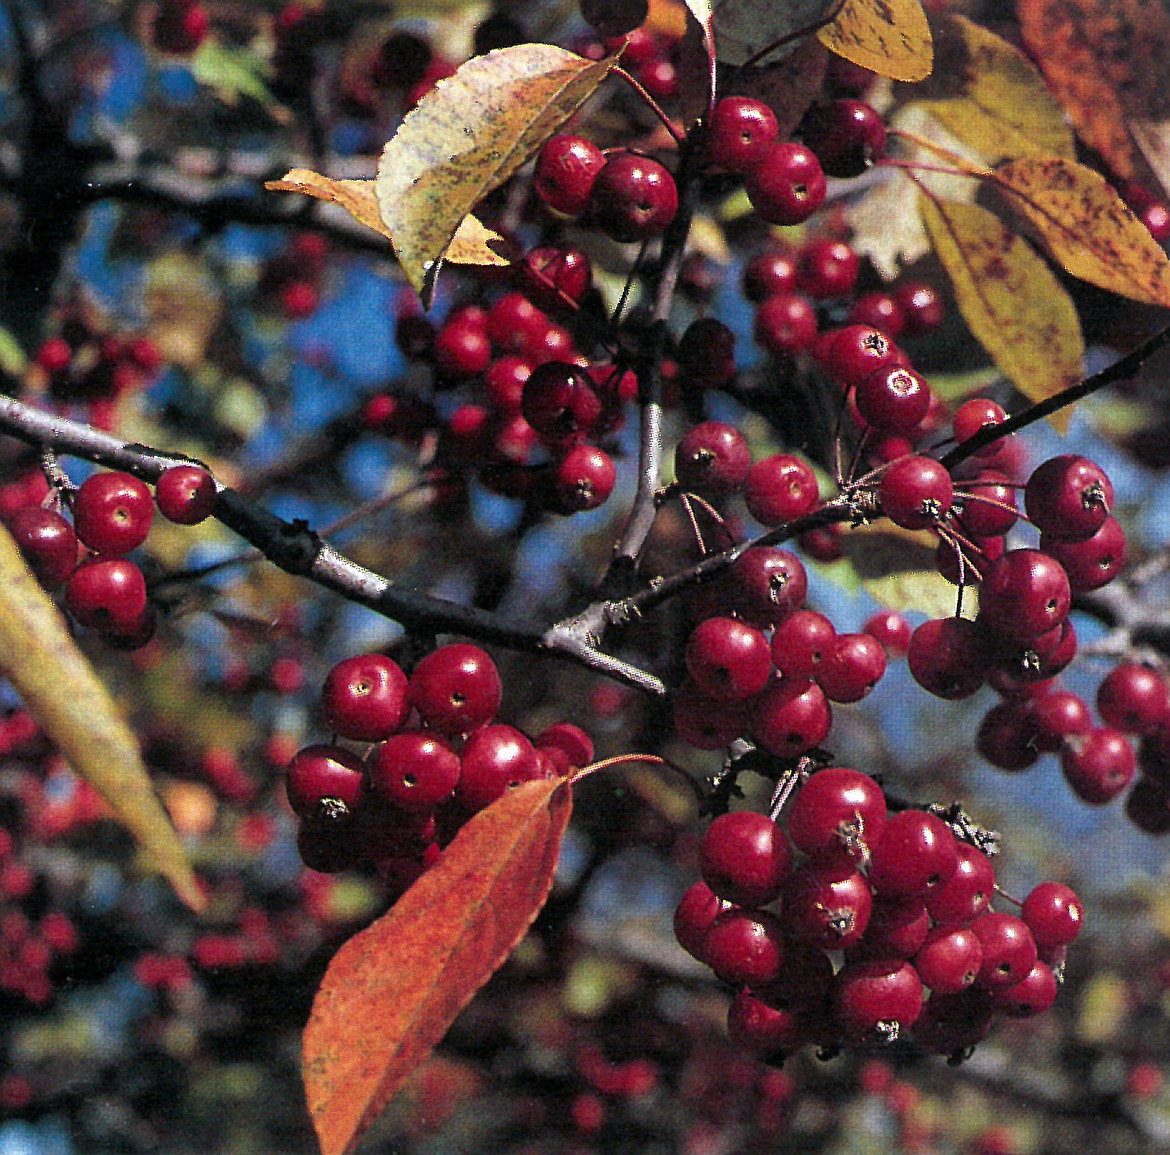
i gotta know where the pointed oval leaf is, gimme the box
[917,15,1074,163]
[0,527,203,911]
[992,156,1170,309]
[817,0,932,82]
[376,44,618,306]
[1018,0,1170,181]
[712,0,837,67]
[919,194,1083,432]
[304,776,573,1155]
[264,170,509,267]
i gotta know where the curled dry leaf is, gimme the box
[992,156,1170,309]
[818,0,933,83]
[919,194,1082,433]
[915,15,1074,164]
[1017,0,1170,182]
[376,44,618,307]
[303,775,573,1155]
[0,527,203,911]
[264,169,510,268]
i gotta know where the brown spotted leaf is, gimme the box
[1017,0,1170,182]
[264,170,509,268]
[916,15,1074,163]
[0,527,203,911]
[376,44,618,306]
[992,156,1170,308]
[818,0,932,82]
[303,776,573,1155]
[919,194,1082,432]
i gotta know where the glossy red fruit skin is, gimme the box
[782,859,873,950]
[727,547,808,629]
[286,743,367,821]
[868,810,959,901]
[744,141,826,225]
[879,456,954,529]
[770,609,836,679]
[685,616,771,701]
[1024,454,1113,542]
[847,290,905,338]
[979,549,1071,642]
[744,454,819,526]
[820,324,901,388]
[1060,726,1136,804]
[908,616,988,699]
[953,397,1008,454]
[927,842,996,925]
[699,811,793,907]
[816,632,887,704]
[1040,515,1125,592]
[833,957,923,1043]
[155,464,217,524]
[368,729,461,811]
[434,318,492,379]
[408,643,502,736]
[674,421,751,497]
[956,470,1019,538]
[1021,882,1083,952]
[913,926,983,994]
[321,653,410,741]
[73,470,154,555]
[673,879,727,961]
[994,960,1058,1017]
[849,897,930,960]
[8,506,77,587]
[519,245,593,313]
[1097,663,1170,736]
[590,153,678,243]
[553,444,616,511]
[534,134,606,217]
[864,610,912,657]
[521,362,600,446]
[706,96,780,173]
[750,677,832,758]
[536,722,593,771]
[704,908,786,987]
[855,365,931,433]
[800,98,887,177]
[970,911,1038,991]
[976,700,1041,773]
[727,989,809,1057]
[64,558,148,631]
[671,682,750,749]
[788,766,887,864]
[742,247,798,301]
[753,292,818,355]
[455,723,539,811]
[797,239,860,300]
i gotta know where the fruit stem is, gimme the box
[612,67,686,144]
[574,753,706,804]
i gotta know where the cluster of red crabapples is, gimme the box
[5,464,217,649]
[285,643,593,892]
[674,767,1083,1062]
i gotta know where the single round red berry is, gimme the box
[73,470,154,555]
[816,632,888,704]
[674,421,751,497]
[679,318,737,388]
[744,141,826,226]
[847,290,906,338]
[553,444,616,512]
[879,456,953,529]
[994,959,1058,1017]
[952,397,1008,456]
[1024,455,1113,542]
[800,99,886,178]
[727,989,809,1057]
[970,911,1037,991]
[868,809,959,901]
[64,558,148,631]
[787,766,886,866]
[8,506,77,588]
[286,743,366,821]
[907,616,988,699]
[518,245,593,313]
[913,926,983,994]
[322,653,410,741]
[590,152,678,243]
[155,464,217,525]
[368,730,461,811]
[797,239,860,300]
[699,810,793,907]
[744,454,819,526]
[782,859,873,951]
[771,609,836,679]
[706,96,780,173]
[1097,663,1170,736]
[926,842,995,925]
[895,281,945,334]
[1060,726,1136,804]
[863,610,911,657]
[456,723,539,811]
[851,897,931,960]
[833,957,923,1043]
[435,316,492,380]
[750,676,832,758]
[535,722,594,773]
[820,324,901,389]
[726,547,808,628]
[856,365,932,433]
[673,878,726,962]
[408,643,502,736]
[979,549,1071,642]
[742,246,798,301]
[685,616,772,700]
[522,362,601,445]
[753,292,818,355]
[535,134,607,217]
[704,908,786,987]
[1040,516,1125,592]
[1020,882,1083,952]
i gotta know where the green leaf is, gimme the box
[992,156,1170,308]
[919,193,1083,433]
[712,0,838,66]
[916,15,1075,164]
[0,526,203,911]
[0,327,27,377]
[191,40,278,110]
[376,43,618,307]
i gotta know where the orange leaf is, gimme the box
[993,156,1170,308]
[919,194,1082,432]
[1017,0,1170,181]
[303,776,573,1155]
[817,0,932,83]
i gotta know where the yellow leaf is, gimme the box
[992,156,1170,309]
[917,15,1074,163]
[263,170,509,268]
[919,194,1083,433]
[376,44,618,306]
[818,0,932,83]
[838,522,968,620]
[0,527,203,911]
